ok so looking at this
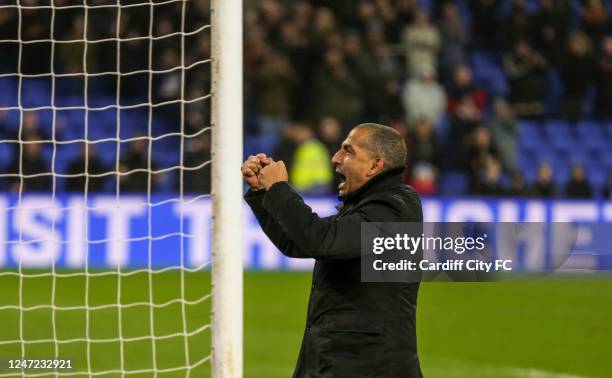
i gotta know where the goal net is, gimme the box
[0,0,242,376]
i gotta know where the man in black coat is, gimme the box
[243,123,423,378]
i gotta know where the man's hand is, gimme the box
[242,153,273,191]
[258,161,288,191]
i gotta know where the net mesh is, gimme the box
[0,0,212,376]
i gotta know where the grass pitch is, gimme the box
[0,271,611,377]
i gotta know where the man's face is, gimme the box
[331,128,379,197]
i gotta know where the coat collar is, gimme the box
[339,166,405,205]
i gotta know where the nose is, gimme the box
[331,150,341,166]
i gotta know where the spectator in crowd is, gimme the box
[20,3,52,75]
[504,39,548,117]
[156,48,181,103]
[365,43,404,120]
[309,48,364,124]
[406,118,440,172]
[503,0,533,49]
[489,99,517,171]
[343,32,372,87]
[317,116,343,192]
[401,8,440,75]
[560,32,597,121]
[257,0,286,44]
[446,64,487,117]
[65,144,108,192]
[469,0,498,50]
[565,164,593,198]
[395,0,417,26]
[311,7,337,48]
[402,65,446,127]
[532,0,570,67]
[3,0,612,198]
[466,126,500,193]
[354,0,382,33]
[507,170,529,197]
[317,116,342,154]
[378,0,404,44]
[437,2,469,81]
[8,138,50,193]
[184,134,211,194]
[408,162,437,196]
[581,0,610,48]
[119,139,159,192]
[287,124,334,194]
[596,36,612,119]
[22,111,51,141]
[253,51,296,136]
[278,17,315,119]
[57,15,87,74]
[274,122,302,174]
[448,95,483,168]
[2,111,52,160]
[476,157,506,196]
[531,162,556,197]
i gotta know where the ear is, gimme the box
[367,157,385,177]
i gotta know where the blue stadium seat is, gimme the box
[603,150,612,170]
[0,77,17,107]
[0,143,13,167]
[438,171,469,196]
[586,163,608,196]
[21,79,51,108]
[518,120,542,150]
[543,119,573,151]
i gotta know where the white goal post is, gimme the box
[210,0,243,376]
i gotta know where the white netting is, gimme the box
[0,0,212,376]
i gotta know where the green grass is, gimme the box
[0,271,611,377]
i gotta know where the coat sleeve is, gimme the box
[244,188,309,258]
[260,182,404,260]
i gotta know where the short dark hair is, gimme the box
[354,123,407,170]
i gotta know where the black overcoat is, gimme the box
[245,167,423,378]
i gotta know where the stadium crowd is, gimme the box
[1,0,612,198]
[243,0,612,198]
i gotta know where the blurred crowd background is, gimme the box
[1,0,612,199]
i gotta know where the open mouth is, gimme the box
[336,170,346,190]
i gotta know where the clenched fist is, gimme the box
[241,153,273,191]
[258,161,288,191]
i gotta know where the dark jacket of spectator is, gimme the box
[532,0,570,66]
[596,36,612,118]
[309,49,364,124]
[581,0,610,48]
[530,163,556,198]
[507,170,530,197]
[446,65,487,117]
[65,145,108,192]
[469,0,498,49]
[504,40,548,117]
[438,2,469,79]
[503,0,533,48]
[565,165,593,198]
[119,139,158,192]
[8,142,50,193]
[184,135,211,194]
[406,119,440,172]
[559,32,597,121]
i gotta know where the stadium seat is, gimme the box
[438,171,469,196]
[518,120,542,150]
